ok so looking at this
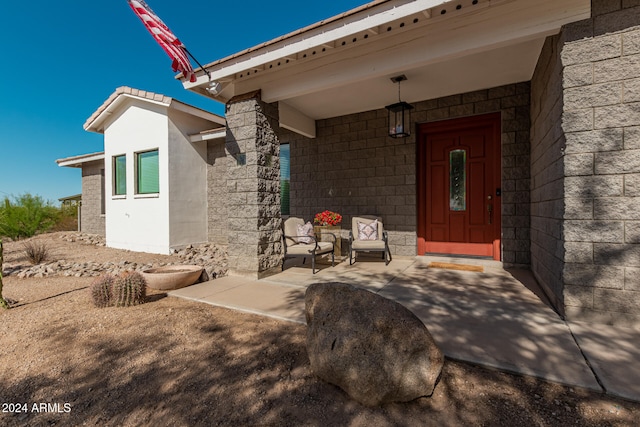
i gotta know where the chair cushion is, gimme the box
[352,240,385,250]
[287,241,334,255]
[296,222,315,244]
[284,217,305,246]
[357,219,378,240]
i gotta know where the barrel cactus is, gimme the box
[90,274,115,308]
[113,271,147,307]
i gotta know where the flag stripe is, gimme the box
[127,0,196,82]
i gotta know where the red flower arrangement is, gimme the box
[314,210,342,226]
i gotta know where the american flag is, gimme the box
[127,0,197,82]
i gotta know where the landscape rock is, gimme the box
[305,282,444,406]
[5,233,228,279]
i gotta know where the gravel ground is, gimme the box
[0,233,639,426]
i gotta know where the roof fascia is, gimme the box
[189,127,227,142]
[84,94,170,134]
[56,152,105,168]
[85,93,226,134]
[183,0,451,90]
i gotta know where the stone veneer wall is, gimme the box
[80,160,105,236]
[281,83,531,263]
[224,92,282,277]
[558,1,640,324]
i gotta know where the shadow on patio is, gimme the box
[170,254,640,400]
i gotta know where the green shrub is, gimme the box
[50,203,78,232]
[0,194,59,240]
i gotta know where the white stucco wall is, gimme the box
[104,99,171,254]
[101,98,213,255]
[167,109,208,248]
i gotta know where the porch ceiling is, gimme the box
[184,0,590,122]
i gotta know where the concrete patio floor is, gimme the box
[169,255,640,403]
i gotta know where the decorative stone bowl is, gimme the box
[141,265,204,290]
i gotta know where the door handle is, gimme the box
[487,195,493,225]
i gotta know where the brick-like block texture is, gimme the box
[80,160,105,236]
[282,83,531,261]
[225,95,282,277]
[530,34,566,315]
[559,3,640,325]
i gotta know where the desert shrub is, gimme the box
[0,194,59,240]
[22,240,50,265]
[112,271,147,307]
[90,274,115,308]
[50,203,78,232]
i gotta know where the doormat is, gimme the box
[428,262,484,272]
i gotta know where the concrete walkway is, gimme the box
[169,255,640,402]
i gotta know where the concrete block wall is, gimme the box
[530,34,566,315]
[280,109,417,256]
[281,83,531,262]
[80,160,105,236]
[225,92,282,277]
[558,2,640,324]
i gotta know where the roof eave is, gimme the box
[56,152,105,168]
[182,0,452,93]
[84,86,226,134]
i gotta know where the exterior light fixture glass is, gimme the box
[206,80,222,95]
[385,75,414,138]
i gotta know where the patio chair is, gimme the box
[348,216,392,265]
[282,217,335,274]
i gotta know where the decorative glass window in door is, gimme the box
[450,149,466,211]
[280,144,290,215]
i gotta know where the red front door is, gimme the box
[417,113,501,260]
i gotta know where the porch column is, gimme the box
[557,1,640,324]
[224,91,283,278]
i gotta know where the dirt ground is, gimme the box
[1,233,639,426]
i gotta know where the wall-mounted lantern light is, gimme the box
[385,75,414,138]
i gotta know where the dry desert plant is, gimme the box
[22,240,50,265]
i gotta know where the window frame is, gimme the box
[112,154,127,196]
[100,168,106,214]
[135,149,160,195]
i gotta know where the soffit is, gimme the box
[184,0,590,120]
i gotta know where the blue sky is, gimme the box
[0,0,366,204]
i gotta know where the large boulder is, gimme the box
[305,282,444,406]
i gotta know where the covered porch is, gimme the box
[186,0,589,269]
[185,0,640,325]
